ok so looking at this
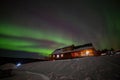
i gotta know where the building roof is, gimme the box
[52,43,94,54]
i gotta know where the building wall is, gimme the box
[50,48,96,60]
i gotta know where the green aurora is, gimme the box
[0,0,120,57]
[102,2,120,49]
[89,0,120,49]
[0,24,74,56]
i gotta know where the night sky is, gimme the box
[0,0,120,57]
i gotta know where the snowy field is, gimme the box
[1,55,120,80]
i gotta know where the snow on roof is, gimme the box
[52,43,94,54]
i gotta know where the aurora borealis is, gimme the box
[0,0,120,57]
[0,23,73,56]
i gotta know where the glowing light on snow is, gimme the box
[16,63,21,67]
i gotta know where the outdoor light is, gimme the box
[16,63,21,67]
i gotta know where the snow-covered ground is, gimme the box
[1,55,120,80]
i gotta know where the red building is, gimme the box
[49,43,97,60]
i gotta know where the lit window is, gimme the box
[57,55,60,58]
[53,55,55,57]
[86,50,90,55]
[61,54,64,57]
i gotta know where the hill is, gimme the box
[1,55,120,80]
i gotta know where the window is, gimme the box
[53,55,55,58]
[86,50,90,56]
[61,54,64,57]
[57,55,60,58]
